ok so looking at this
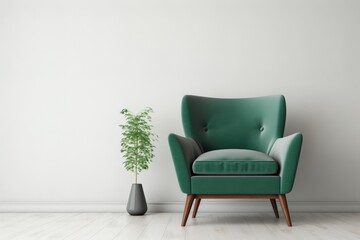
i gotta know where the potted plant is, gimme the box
[119,107,157,215]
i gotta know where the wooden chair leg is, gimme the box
[181,194,195,226]
[192,198,201,218]
[278,194,292,227]
[270,198,279,218]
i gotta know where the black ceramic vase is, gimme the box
[126,183,147,215]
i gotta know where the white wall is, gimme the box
[1,0,359,211]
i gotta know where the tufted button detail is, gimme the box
[204,127,208,132]
[259,126,264,132]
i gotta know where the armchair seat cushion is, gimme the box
[192,149,278,175]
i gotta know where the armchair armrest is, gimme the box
[269,133,303,194]
[168,133,202,194]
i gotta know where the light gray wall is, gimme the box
[1,0,359,210]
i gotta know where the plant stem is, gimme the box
[135,132,138,184]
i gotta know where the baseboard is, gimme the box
[0,201,359,213]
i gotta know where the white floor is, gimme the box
[0,212,359,240]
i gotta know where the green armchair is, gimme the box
[168,95,303,226]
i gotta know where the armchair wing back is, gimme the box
[182,95,286,153]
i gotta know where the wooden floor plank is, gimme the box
[88,213,131,240]
[161,213,186,240]
[0,213,67,239]
[0,213,35,228]
[112,214,153,240]
[35,213,98,240]
[8,213,80,240]
[62,213,116,240]
[137,223,168,240]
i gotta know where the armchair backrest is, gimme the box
[182,95,286,154]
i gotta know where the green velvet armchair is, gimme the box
[168,95,303,226]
